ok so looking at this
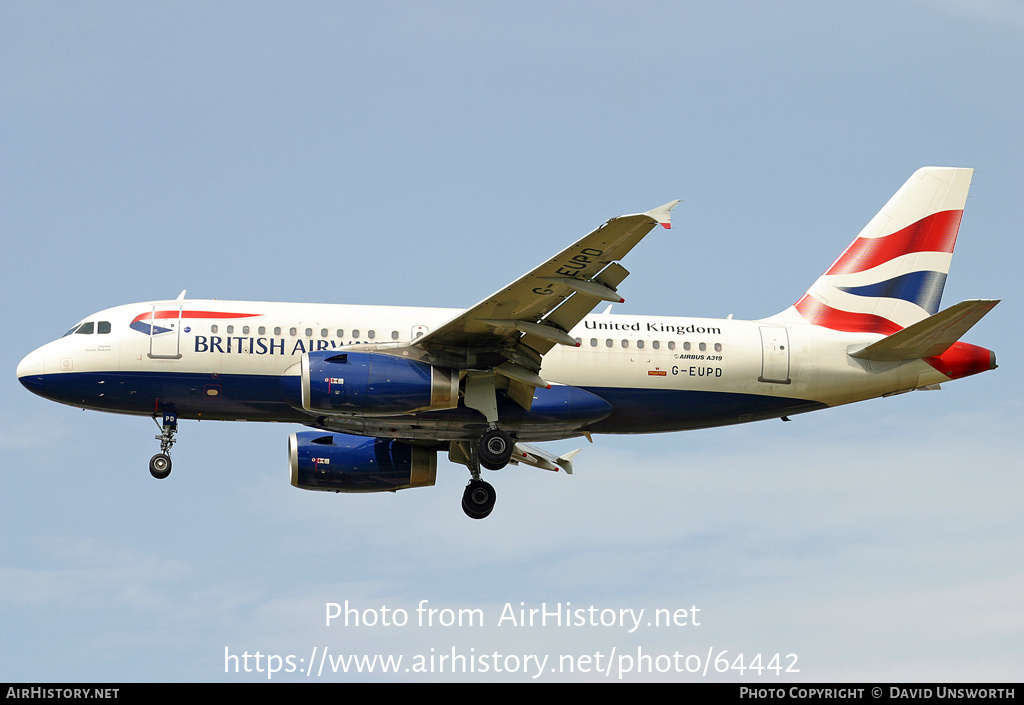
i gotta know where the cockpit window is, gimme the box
[63,321,109,336]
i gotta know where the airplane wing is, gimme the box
[510,442,582,474]
[414,200,679,407]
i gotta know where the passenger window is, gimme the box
[211,325,219,334]
[715,343,722,352]
[289,327,297,336]
[97,321,111,334]
[368,330,375,339]
[227,325,234,334]
[391,331,399,340]
[621,339,629,348]
[668,341,676,350]
[243,326,250,335]
[352,329,360,338]
[258,326,266,336]
[699,342,707,352]
[274,327,282,336]
[652,340,660,350]
[321,328,328,338]
[683,342,691,351]
[636,339,644,349]
[305,328,312,337]
[605,339,614,348]
[76,322,94,335]
[590,338,598,347]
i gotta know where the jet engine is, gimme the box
[300,350,459,415]
[288,431,437,492]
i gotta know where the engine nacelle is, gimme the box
[289,431,437,493]
[300,351,459,415]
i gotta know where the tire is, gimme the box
[477,428,513,469]
[149,453,172,480]
[461,480,496,519]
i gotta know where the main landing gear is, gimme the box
[150,412,178,479]
[453,427,516,520]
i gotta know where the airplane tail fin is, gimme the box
[778,167,974,334]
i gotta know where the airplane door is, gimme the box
[758,326,791,384]
[147,304,183,360]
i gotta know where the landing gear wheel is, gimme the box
[462,480,496,519]
[149,453,172,479]
[478,428,514,470]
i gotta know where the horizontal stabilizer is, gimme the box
[849,299,999,361]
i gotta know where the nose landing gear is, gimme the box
[451,428,515,519]
[150,412,178,479]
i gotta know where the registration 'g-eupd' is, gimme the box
[18,168,999,519]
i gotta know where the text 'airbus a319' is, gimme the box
[17,167,998,518]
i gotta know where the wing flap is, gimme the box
[541,263,631,347]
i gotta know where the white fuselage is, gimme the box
[17,298,948,441]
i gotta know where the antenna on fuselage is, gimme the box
[176,290,187,301]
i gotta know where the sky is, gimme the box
[1,0,1021,683]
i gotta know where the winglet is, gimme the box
[644,200,681,229]
[556,448,582,475]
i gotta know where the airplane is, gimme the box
[17,167,998,519]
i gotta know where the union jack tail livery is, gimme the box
[786,166,973,335]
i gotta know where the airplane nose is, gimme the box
[16,348,46,392]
